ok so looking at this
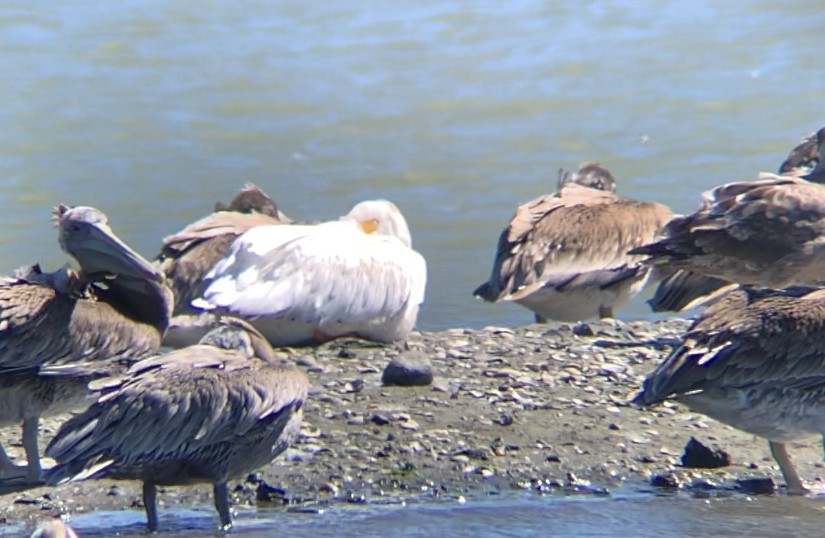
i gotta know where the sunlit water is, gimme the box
[2,0,824,332]
[2,0,825,534]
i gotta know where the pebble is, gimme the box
[382,352,434,386]
[15,317,780,527]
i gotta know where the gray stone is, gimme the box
[382,351,434,386]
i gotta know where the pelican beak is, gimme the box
[76,221,162,282]
[54,205,161,283]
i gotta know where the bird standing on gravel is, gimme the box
[0,205,170,485]
[633,285,825,495]
[474,162,673,322]
[45,319,309,532]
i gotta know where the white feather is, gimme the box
[195,200,427,345]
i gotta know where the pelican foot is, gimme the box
[0,463,45,486]
[785,483,811,496]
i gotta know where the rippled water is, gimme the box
[2,0,825,535]
[11,489,825,537]
[2,0,824,332]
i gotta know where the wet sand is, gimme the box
[2,319,823,533]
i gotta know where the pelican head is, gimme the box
[779,131,819,179]
[198,317,279,363]
[214,183,289,221]
[800,127,825,184]
[54,205,162,283]
[344,199,413,248]
[558,162,617,193]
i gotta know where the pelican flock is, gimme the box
[2,128,825,531]
[473,162,674,321]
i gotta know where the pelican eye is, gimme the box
[359,218,379,234]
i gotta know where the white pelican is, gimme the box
[633,286,825,494]
[193,199,427,346]
[474,163,674,321]
[45,318,309,532]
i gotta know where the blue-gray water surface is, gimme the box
[2,0,825,535]
[12,490,825,537]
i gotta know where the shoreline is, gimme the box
[2,318,823,533]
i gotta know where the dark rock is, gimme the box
[680,437,731,469]
[346,492,368,504]
[737,477,776,495]
[572,323,595,336]
[650,472,680,489]
[546,454,561,463]
[256,480,287,503]
[371,414,390,425]
[382,352,433,386]
[688,478,720,491]
[455,447,491,460]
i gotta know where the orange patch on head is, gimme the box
[359,218,379,234]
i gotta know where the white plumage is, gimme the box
[194,199,427,346]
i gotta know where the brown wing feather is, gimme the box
[46,346,309,479]
[633,177,825,287]
[161,211,283,257]
[0,277,161,374]
[635,287,825,405]
[160,211,287,314]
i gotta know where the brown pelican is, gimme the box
[779,130,820,178]
[633,285,825,494]
[473,163,674,321]
[192,199,427,346]
[45,318,310,532]
[647,128,825,312]
[158,184,291,347]
[0,205,171,484]
[631,174,825,289]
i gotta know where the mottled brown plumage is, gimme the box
[474,163,673,321]
[646,269,735,313]
[634,286,825,494]
[0,206,171,484]
[780,129,822,180]
[632,175,825,289]
[648,128,825,312]
[158,184,291,316]
[46,319,309,532]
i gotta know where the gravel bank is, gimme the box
[3,318,823,533]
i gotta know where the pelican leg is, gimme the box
[22,417,44,484]
[0,441,28,481]
[143,481,159,532]
[598,305,614,319]
[769,441,809,495]
[213,481,233,531]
